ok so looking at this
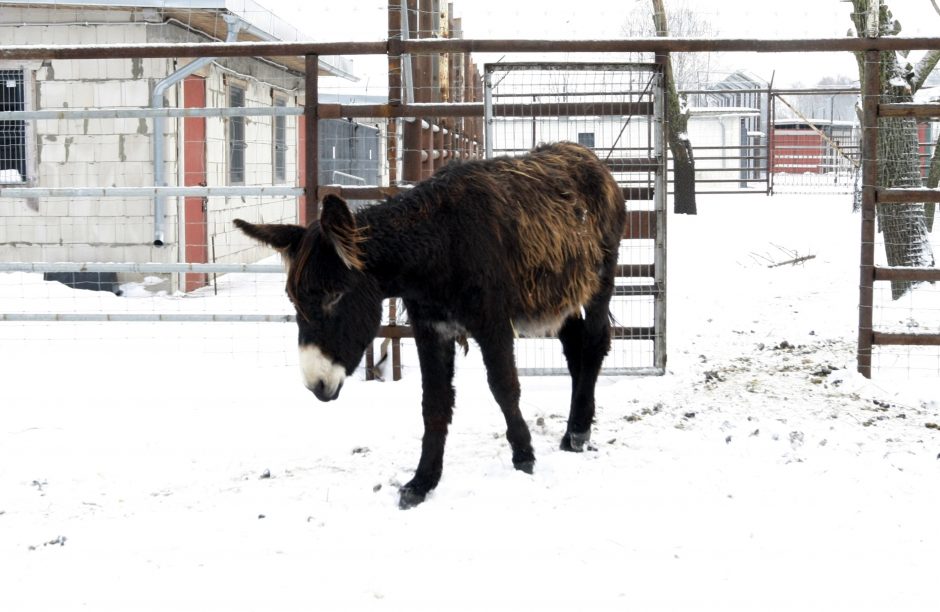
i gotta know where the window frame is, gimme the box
[577,132,595,149]
[0,65,35,185]
[272,94,287,184]
[227,81,247,185]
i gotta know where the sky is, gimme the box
[262,0,940,92]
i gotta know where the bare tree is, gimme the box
[621,0,717,89]
[623,0,713,215]
[849,0,937,298]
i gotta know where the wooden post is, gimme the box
[857,48,879,378]
[304,54,319,222]
[419,0,434,178]
[387,0,402,186]
[402,0,423,183]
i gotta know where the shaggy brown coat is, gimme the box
[234,141,626,509]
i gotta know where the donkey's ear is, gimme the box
[320,194,365,271]
[234,219,305,253]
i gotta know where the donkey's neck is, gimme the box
[355,191,445,298]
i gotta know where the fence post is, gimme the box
[767,86,775,195]
[304,54,320,222]
[857,48,879,378]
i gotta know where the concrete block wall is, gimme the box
[202,68,302,266]
[0,9,306,276]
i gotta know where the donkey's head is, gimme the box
[234,195,382,402]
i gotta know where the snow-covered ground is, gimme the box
[2,193,939,611]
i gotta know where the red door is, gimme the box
[183,75,208,292]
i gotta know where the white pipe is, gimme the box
[0,107,304,120]
[0,186,303,198]
[152,14,243,247]
[0,313,296,323]
[0,262,283,274]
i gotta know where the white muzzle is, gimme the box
[299,345,346,402]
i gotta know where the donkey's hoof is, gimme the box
[513,459,535,474]
[560,431,591,453]
[399,486,428,510]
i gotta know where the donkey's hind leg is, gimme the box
[558,292,613,452]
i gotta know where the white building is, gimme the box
[0,0,356,291]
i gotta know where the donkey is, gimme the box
[235,141,627,509]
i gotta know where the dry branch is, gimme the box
[769,254,817,268]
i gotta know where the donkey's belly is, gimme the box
[512,308,580,338]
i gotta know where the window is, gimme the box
[577,132,595,149]
[228,84,246,184]
[273,96,287,183]
[0,69,27,184]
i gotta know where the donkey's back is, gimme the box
[406,142,626,333]
[234,141,627,509]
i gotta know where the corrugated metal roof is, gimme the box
[0,0,357,80]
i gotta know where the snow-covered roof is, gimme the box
[710,70,769,91]
[0,0,357,80]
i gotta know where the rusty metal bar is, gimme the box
[304,54,320,222]
[682,87,859,96]
[872,333,940,346]
[496,101,653,118]
[612,327,657,340]
[318,185,404,201]
[605,158,659,172]
[873,267,940,282]
[624,210,656,240]
[402,37,940,53]
[320,101,654,120]
[857,49,879,379]
[8,37,940,62]
[878,103,940,118]
[380,323,413,339]
[317,184,654,204]
[375,325,659,341]
[623,187,655,201]
[875,187,940,203]
[617,264,655,278]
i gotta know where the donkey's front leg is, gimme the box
[399,322,457,509]
[477,327,535,474]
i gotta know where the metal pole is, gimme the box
[483,68,493,158]
[858,48,880,378]
[0,262,283,273]
[0,186,302,198]
[0,106,305,120]
[653,58,668,373]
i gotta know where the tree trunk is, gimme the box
[652,0,696,215]
[852,0,936,299]
[877,108,935,298]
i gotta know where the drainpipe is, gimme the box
[151,14,243,246]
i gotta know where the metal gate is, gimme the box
[483,62,667,375]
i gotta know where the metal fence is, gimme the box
[484,62,666,375]
[2,8,940,379]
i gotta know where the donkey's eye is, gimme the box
[322,291,344,313]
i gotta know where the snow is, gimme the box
[0,169,23,183]
[2,193,939,611]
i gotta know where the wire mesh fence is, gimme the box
[867,110,940,377]
[484,62,665,375]
[2,0,940,381]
